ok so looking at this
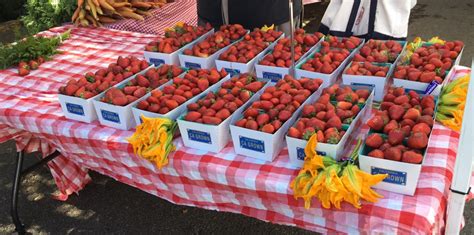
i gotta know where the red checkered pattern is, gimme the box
[0,25,472,233]
[105,0,198,35]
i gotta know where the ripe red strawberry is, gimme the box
[412,123,431,135]
[402,151,423,164]
[368,149,384,159]
[402,108,421,121]
[29,60,39,70]
[383,120,399,134]
[367,115,385,131]
[417,115,434,127]
[407,132,429,149]
[388,105,405,121]
[366,133,384,149]
[394,95,409,105]
[384,147,402,161]
[388,128,405,145]
[326,116,342,129]
[18,67,30,76]
[288,127,301,138]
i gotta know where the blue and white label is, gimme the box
[149,58,165,66]
[424,80,439,95]
[296,147,326,160]
[188,129,212,144]
[224,68,240,77]
[185,62,201,69]
[101,110,120,123]
[66,103,85,116]
[263,72,282,82]
[351,82,375,88]
[239,136,265,153]
[371,167,407,185]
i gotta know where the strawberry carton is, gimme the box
[144,23,214,66]
[255,30,324,81]
[58,56,151,123]
[321,35,364,51]
[295,39,364,88]
[353,39,406,64]
[177,74,269,153]
[216,28,284,77]
[92,65,185,130]
[392,40,464,95]
[342,61,393,101]
[132,68,230,124]
[286,84,374,168]
[178,24,249,70]
[358,87,437,195]
[230,76,323,162]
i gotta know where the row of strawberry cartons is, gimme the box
[359,87,437,195]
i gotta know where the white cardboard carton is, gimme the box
[215,34,284,77]
[255,36,322,82]
[144,29,214,66]
[286,86,374,168]
[229,85,323,162]
[92,66,172,130]
[295,40,364,89]
[342,62,393,101]
[177,80,270,153]
[132,74,231,125]
[178,31,249,70]
[58,65,154,123]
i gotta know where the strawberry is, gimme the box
[288,127,302,138]
[197,78,209,91]
[366,133,384,149]
[368,149,384,159]
[417,115,434,127]
[388,128,405,145]
[393,95,409,105]
[388,105,405,120]
[407,132,429,149]
[402,151,423,164]
[18,67,30,76]
[256,113,270,126]
[384,147,402,161]
[383,120,399,134]
[336,101,352,110]
[412,123,431,135]
[402,108,421,121]
[367,116,385,131]
[29,60,39,70]
[261,124,275,134]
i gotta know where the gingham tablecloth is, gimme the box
[105,0,198,35]
[0,25,472,234]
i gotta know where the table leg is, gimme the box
[11,151,25,235]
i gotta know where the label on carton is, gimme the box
[101,110,120,123]
[188,129,212,144]
[424,80,439,95]
[351,82,375,88]
[66,103,85,116]
[371,167,407,185]
[239,136,265,153]
[296,147,326,160]
[263,72,282,82]
[224,68,240,77]
[149,58,165,66]
[185,62,201,69]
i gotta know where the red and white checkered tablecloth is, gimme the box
[104,0,198,35]
[0,25,472,234]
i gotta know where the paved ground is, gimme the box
[0,0,473,234]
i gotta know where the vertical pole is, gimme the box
[289,0,295,77]
[445,60,474,234]
[11,151,25,234]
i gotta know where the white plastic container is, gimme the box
[342,62,393,101]
[92,66,172,130]
[215,34,284,77]
[177,81,270,153]
[286,86,374,168]
[255,36,322,82]
[295,40,364,89]
[58,65,153,123]
[229,86,323,162]
[178,31,249,70]
[132,74,231,125]
[144,29,214,66]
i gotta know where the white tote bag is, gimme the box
[320,0,417,39]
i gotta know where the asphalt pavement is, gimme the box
[0,0,473,234]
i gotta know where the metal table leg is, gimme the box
[11,151,25,234]
[10,150,61,235]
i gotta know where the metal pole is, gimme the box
[11,151,25,234]
[289,0,295,77]
[445,60,474,234]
